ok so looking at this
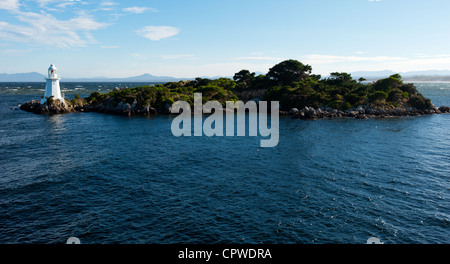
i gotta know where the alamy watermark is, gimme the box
[367,237,383,244]
[170,93,279,148]
[66,237,81,244]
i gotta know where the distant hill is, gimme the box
[0,72,190,82]
[0,72,46,82]
[404,70,450,76]
[2,70,450,82]
[120,73,186,82]
[403,75,450,82]
[350,70,396,79]
[350,70,450,81]
[64,74,188,83]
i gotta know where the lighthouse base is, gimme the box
[42,78,64,105]
[21,98,73,115]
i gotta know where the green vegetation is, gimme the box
[266,59,313,86]
[85,59,435,112]
[85,78,239,110]
[71,94,87,107]
[262,68,434,111]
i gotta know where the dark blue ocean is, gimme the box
[0,82,449,244]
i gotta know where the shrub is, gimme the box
[341,102,352,110]
[344,93,360,106]
[87,92,101,102]
[399,83,417,95]
[213,90,227,100]
[328,94,344,109]
[369,91,388,103]
[372,77,401,93]
[387,88,404,103]
[408,95,433,110]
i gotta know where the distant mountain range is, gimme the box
[349,70,450,81]
[0,72,48,82]
[0,72,189,82]
[66,73,191,83]
[1,70,450,82]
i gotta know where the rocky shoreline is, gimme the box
[20,98,170,116]
[20,98,450,120]
[20,100,75,115]
[283,105,450,120]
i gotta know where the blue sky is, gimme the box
[0,0,450,78]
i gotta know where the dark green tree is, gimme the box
[330,72,353,82]
[369,91,388,105]
[327,72,355,85]
[233,70,256,90]
[390,74,402,80]
[387,88,404,103]
[233,70,255,83]
[267,59,312,86]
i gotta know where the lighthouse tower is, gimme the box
[41,64,64,104]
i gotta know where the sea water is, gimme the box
[0,82,448,244]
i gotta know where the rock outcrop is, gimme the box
[438,106,450,113]
[287,104,445,120]
[22,98,449,120]
[83,98,158,115]
[20,99,75,115]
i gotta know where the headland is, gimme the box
[20,60,450,119]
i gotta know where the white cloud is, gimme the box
[98,54,450,77]
[0,9,108,48]
[100,1,116,7]
[96,1,117,11]
[136,26,180,41]
[123,7,157,14]
[145,62,274,78]
[67,14,107,31]
[397,55,450,71]
[34,0,81,10]
[0,0,20,11]
[299,54,450,74]
[56,1,78,9]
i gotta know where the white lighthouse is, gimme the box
[41,64,64,104]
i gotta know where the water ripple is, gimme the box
[0,92,449,244]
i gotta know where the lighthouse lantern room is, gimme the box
[41,64,64,104]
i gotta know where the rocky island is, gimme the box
[21,59,450,118]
